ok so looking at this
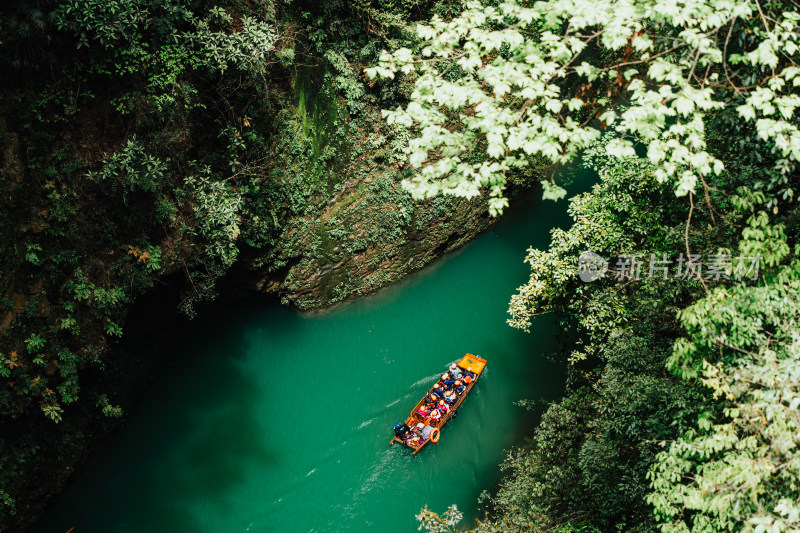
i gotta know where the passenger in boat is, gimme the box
[449,364,463,379]
[437,399,450,414]
[463,375,473,385]
[407,423,423,445]
[444,388,457,403]
[418,405,430,420]
[426,393,438,406]
[407,434,423,447]
[430,408,441,422]
[441,372,457,387]
[431,383,445,399]
[394,422,411,439]
[454,380,466,394]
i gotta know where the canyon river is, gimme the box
[33,176,588,532]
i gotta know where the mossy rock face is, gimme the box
[259,163,495,310]
[250,51,502,310]
[291,61,351,199]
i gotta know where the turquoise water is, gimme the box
[33,186,581,533]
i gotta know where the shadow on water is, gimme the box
[33,303,279,533]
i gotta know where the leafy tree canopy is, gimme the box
[369,1,800,531]
[369,0,799,214]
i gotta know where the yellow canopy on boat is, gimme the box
[457,353,486,374]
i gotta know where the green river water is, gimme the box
[33,184,583,533]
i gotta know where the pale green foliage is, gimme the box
[416,505,464,533]
[174,167,242,319]
[185,171,242,268]
[41,403,63,423]
[97,395,123,418]
[88,138,168,202]
[649,260,800,532]
[325,50,368,115]
[55,0,149,49]
[191,7,277,75]
[0,490,15,517]
[507,143,677,361]
[368,0,800,214]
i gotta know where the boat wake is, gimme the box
[409,372,442,389]
[384,397,401,409]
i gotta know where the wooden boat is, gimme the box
[389,353,487,454]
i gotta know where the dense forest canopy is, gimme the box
[370,0,800,531]
[370,0,799,210]
[1,0,799,531]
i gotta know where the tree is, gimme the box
[468,145,710,532]
[648,260,800,532]
[368,0,798,214]
[367,1,800,530]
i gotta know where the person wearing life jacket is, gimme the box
[407,433,423,447]
[394,422,411,439]
[418,404,430,420]
[449,364,463,379]
[440,372,457,387]
[437,399,450,414]
[408,422,428,446]
[431,383,445,399]
[444,388,457,403]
